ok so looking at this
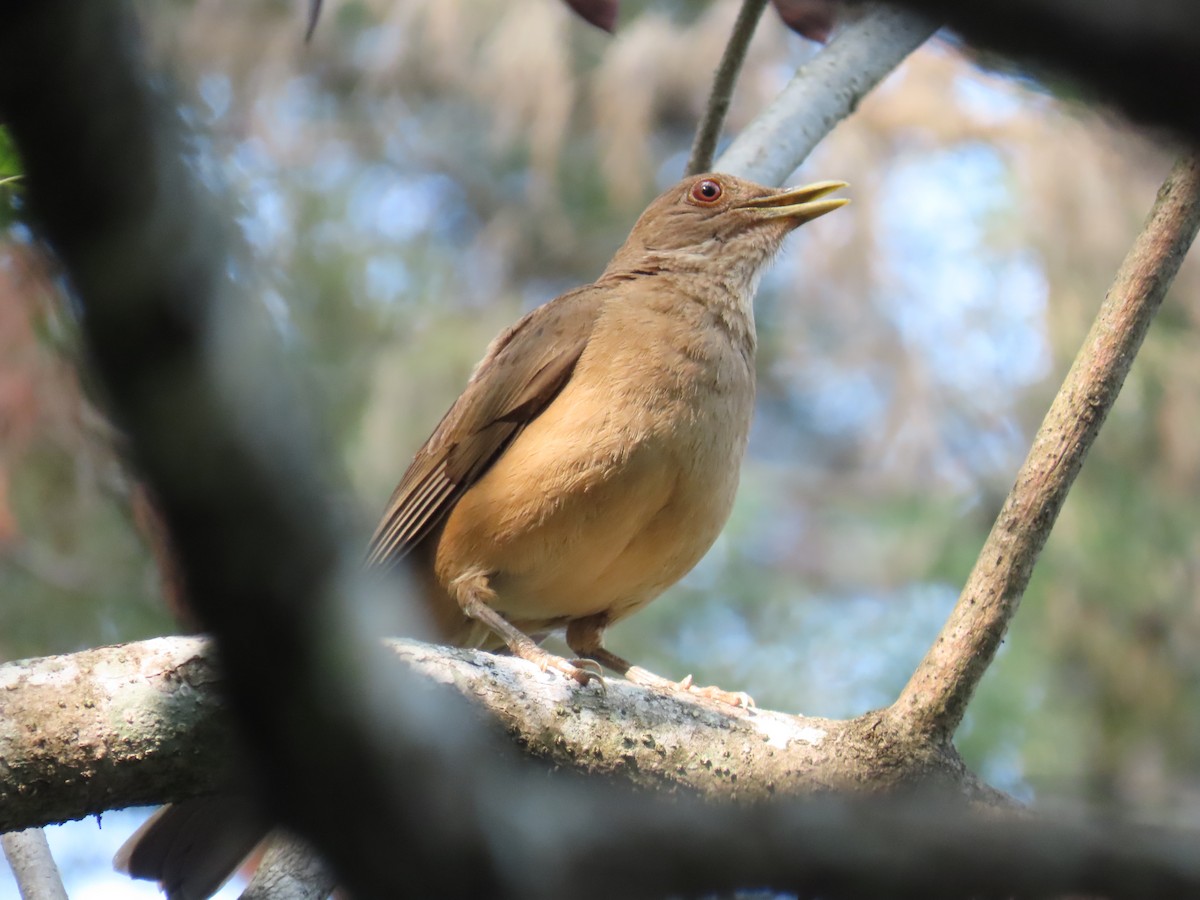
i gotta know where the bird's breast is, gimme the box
[434,296,756,634]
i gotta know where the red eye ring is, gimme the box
[690,178,722,203]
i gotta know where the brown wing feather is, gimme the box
[366,286,604,566]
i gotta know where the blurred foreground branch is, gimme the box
[878,0,1200,144]
[893,154,1200,739]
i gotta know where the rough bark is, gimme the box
[8,638,1200,899]
[0,636,1002,835]
[240,834,336,900]
[0,638,241,832]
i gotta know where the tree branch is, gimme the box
[0,637,1000,834]
[9,637,1200,899]
[717,3,938,184]
[686,0,770,177]
[891,152,1200,740]
[1,830,68,900]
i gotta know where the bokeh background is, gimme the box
[3,1,1199,894]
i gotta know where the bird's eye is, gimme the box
[690,179,722,203]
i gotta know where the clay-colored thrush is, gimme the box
[368,171,847,699]
[116,172,848,898]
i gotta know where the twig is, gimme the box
[890,152,1200,740]
[686,0,770,176]
[717,3,937,185]
[305,0,322,42]
[1,829,69,900]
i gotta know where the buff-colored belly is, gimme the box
[431,363,750,639]
[423,292,756,646]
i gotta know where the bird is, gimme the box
[115,171,848,898]
[366,171,847,700]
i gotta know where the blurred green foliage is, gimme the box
[0,127,22,229]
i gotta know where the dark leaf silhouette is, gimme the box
[771,0,837,43]
[562,0,618,33]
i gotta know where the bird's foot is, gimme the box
[523,646,606,691]
[568,657,606,681]
[454,581,604,692]
[624,666,754,708]
[674,674,755,708]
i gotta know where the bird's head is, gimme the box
[605,172,848,286]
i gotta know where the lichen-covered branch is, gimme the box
[891,153,1200,740]
[8,637,1200,898]
[0,636,997,835]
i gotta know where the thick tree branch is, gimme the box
[0,6,462,895]
[0,637,998,834]
[717,4,938,184]
[686,0,770,176]
[891,153,1200,740]
[7,638,1200,898]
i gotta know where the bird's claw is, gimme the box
[529,650,606,693]
[569,657,606,680]
[674,675,755,708]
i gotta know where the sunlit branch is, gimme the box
[10,636,1200,900]
[0,637,1004,834]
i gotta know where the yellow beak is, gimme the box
[736,180,849,225]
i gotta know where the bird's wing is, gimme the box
[366,285,604,566]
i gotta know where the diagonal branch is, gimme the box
[717,3,938,185]
[890,152,1200,741]
[686,0,770,176]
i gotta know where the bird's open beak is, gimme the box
[736,180,849,225]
